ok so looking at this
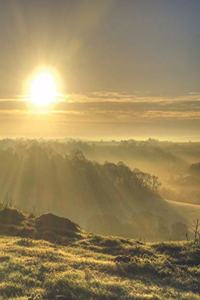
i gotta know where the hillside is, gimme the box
[0,140,189,241]
[166,199,200,223]
[169,162,200,205]
[0,208,199,300]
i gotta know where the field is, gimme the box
[167,199,200,226]
[0,210,199,300]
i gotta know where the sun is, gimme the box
[29,70,58,107]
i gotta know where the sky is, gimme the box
[0,0,199,140]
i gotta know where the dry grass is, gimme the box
[0,235,199,299]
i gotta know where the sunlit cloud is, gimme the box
[1,92,200,115]
[0,92,200,139]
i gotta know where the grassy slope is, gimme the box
[0,235,200,300]
[166,199,200,225]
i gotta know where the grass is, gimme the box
[0,235,199,299]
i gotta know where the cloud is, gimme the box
[0,92,200,139]
[1,92,200,120]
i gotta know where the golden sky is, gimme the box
[0,92,200,140]
[0,0,199,140]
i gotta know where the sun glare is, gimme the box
[30,70,58,107]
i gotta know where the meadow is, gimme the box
[0,208,199,299]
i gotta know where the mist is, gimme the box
[1,138,200,241]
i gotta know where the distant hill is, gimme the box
[167,161,200,205]
[0,208,199,300]
[0,140,189,241]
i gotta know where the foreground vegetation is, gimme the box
[0,209,199,299]
[0,237,200,300]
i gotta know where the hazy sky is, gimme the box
[0,0,199,139]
